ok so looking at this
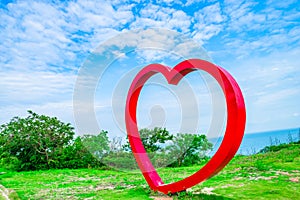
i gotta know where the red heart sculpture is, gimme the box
[125,59,246,194]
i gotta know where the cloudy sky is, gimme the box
[0,0,299,138]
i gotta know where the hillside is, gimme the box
[0,143,299,199]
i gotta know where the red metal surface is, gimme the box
[125,59,246,194]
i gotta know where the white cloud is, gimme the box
[217,0,300,58]
[0,0,135,73]
[0,1,72,71]
[220,48,300,133]
[192,24,223,42]
[254,88,299,106]
[130,4,191,33]
[0,101,74,127]
[0,0,136,133]
[194,3,224,24]
[0,70,76,108]
[223,0,256,23]
[0,0,299,136]
[155,0,183,6]
[93,28,211,64]
[266,0,297,8]
[185,0,205,7]
[192,2,225,43]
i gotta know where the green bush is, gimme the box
[0,111,75,171]
[166,133,212,167]
[0,111,110,171]
[102,152,138,170]
[0,155,21,171]
[258,141,300,154]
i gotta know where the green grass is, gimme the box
[0,144,299,199]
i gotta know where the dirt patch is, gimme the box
[34,184,136,200]
[151,196,172,200]
[95,183,135,190]
[289,177,299,183]
[95,185,115,190]
[234,177,243,180]
[220,183,245,189]
[291,170,300,173]
[200,187,215,195]
[233,168,241,172]
[0,185,9,200]
[276,171,291,176]
[56,176,104,185]
[150,192,172,200]
[0,184,15,200]
[249,176,277,181]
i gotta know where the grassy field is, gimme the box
[0,144,299,200]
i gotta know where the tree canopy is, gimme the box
[0,111,213,171]
[0,110,75,170]
[0,111,108,171]
[167,133,213,167]
[122,127,212,167]
[123,127,173,153]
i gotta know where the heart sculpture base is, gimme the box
[125,59,246,194]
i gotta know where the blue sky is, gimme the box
[0,0,299,138]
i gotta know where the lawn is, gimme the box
[0,144,299,199]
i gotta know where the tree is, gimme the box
[81,130,110,162]
[123,127,173,153]
[109,137,123,153]
[166,133,213,167]
[58,136,105,169]
[0,110,75,171]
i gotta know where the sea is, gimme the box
[208,127,300,156]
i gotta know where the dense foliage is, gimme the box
[167,133,213,167]
[0,111,107,171]
[122,127,173,153]
[0,111,213,171]
[122,128,212,167]
[0,111,75,171]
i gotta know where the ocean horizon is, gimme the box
[209,127,300,155]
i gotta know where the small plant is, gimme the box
[254,160,269,171]
[170,190,194,199]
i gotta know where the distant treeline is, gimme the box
[258,140,300,154]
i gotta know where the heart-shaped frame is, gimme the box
[125,59,246,194]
